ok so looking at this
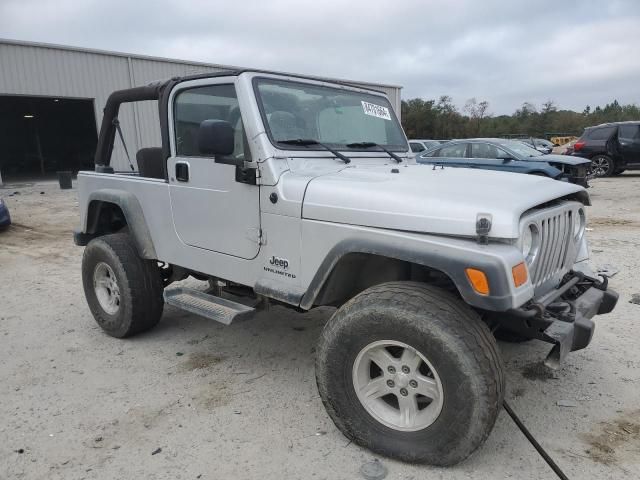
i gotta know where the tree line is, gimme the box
[401,96,640,141]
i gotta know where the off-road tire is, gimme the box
[315,282,505,465]
[82,233,164,338]
[590,154,615,177]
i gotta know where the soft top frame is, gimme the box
[94,69,388,178]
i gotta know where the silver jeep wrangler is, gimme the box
[75,70,618,465]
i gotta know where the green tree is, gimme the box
[401,96,640,140]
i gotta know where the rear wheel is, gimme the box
[590,155,615,177]
[315,282,505,465]
[82,233,164,338]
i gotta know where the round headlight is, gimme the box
[521,224,539,263]
[574,208,586,240]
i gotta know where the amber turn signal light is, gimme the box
[465,268,489,295]
[512,262,528,288]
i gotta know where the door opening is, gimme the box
[0,95,98,181]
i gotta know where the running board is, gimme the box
[163,287,255,325]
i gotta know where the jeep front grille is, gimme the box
[524,204,579,290]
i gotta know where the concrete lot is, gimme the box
[1,176,639,480]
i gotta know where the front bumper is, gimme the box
[561,164,589,187]
[568,174,589,188]
[495,271,618,368]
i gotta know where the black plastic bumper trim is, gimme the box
[495,271,618,367]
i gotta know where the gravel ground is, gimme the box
[1,176,639,480]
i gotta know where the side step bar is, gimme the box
[164,287,255,325]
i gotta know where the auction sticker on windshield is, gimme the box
[361,101,392,121]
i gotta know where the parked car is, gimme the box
[73,71,617,466]
[0,198,11,228]
[408,139,448,154]
[571,121,640,177]
[518,137,555,154]
[417,138,590,186]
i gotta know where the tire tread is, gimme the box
[82,233,163,337]
[316,281,505,465]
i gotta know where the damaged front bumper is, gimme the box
[496,271,618,368]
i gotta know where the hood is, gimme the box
[529,154,589,165]
[302,164,586,239]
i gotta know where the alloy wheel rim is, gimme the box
[591,157,610,177]
[352,340,444,432]
[93,262,121,315]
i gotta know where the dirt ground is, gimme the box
[1,175,639,480]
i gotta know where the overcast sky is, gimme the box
[1,0,639,114]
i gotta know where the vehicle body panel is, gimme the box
[166,76,261,259]
[301,163,585,239]
[0,199,11,227]
[617,123,640,164]
[77,169,539,312]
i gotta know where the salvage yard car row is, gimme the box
[416,138,590,186]
[409,120,640,181]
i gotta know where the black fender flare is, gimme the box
[80,189,157,259]
[298,238,515,311]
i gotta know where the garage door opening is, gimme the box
[0,95,97,181]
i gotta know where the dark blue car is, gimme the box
[0,198,11,228]
[417,138,590,186]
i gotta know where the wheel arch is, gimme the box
[298,239,515,311]
[76,189,157,259]
[305,252,458,308]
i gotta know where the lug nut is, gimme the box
[386,380,395,388]
[402,365,410,374]
[387,366,396,374]
[400,388,408,396]
[409,380,418,388]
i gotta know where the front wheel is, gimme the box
[82,233,164,338]
[315,282,505,465]
[590,155,615,177]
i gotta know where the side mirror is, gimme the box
[197,120,234,157]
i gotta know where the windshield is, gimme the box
[254,78,407,151]
[498,140,544,157]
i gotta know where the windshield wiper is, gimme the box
[346,142,402,163]
[278,139,351,164]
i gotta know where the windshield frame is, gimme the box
[252,76,409,153]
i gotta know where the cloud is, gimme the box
[1,0,638,113]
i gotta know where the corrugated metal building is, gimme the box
[0,38,402,177]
